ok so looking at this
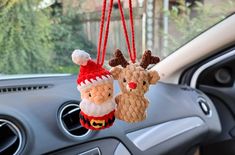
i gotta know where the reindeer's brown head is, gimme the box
[109,49,160,95]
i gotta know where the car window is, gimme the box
[0,0,234,74]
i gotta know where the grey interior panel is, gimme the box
[0,75,221,155]
[50,139,120,155]
[114,143,131,155]
[126,117,204,151]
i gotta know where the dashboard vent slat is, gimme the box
[59,102,91,138]
[68,124,83,132]
[0,119,23,155]
[0,84,52,94]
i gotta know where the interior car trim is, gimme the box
[0,119,23,155]
[78,147,101,155]
[126,117,204,151]
[114,143,131,155]
[58,103,92,139]
[190,49,235,88]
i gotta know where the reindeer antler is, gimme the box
[109,49,129,68]
[140,50,160,69]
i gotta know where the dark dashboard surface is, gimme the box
[0,75,221,155]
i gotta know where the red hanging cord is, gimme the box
[101,0,114,66]
[117,0,136,63]
[97,0,107,64]
[97,0,114,66]
[117,0,132,61]
[129,0,137,61]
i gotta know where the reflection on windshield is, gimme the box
[0,0,234,74]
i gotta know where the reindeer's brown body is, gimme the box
[109,49,160,123]
[115,93,149,122]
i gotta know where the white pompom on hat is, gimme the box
[71,49,91,66]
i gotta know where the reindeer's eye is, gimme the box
[143,81,146,85]
[89,93,92,97]
[123,78,126,83]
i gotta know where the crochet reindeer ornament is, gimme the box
[109,49,160,123]
[109,0,160,123]
[71,0,115,130]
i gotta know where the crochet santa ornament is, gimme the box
[72,49,115,130]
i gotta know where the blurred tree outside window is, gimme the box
[0,0,53,74]
[0,0,95,74]
[51,4,95,73]
[162,0,235,56]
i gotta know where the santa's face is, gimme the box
[79,98,115,117]
[80,81,113,104]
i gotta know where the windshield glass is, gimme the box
[0,0,234,74]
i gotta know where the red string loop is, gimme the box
[97,0,114,66]
[129,0,137,61]
[97,0,107,65]
[118,0,137,63]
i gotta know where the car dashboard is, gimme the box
[0,75,221,155]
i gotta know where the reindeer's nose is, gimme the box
[128,82,137,89]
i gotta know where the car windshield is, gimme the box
[0,0,234,74]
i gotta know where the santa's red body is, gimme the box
[79,110,115,130]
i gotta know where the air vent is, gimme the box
[0,84,52,94]
[59,101,91,138]
[0,119,23,155]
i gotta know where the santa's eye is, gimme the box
[123,78,126,83]
[89,93,92,97]
[143,81,146,85]
[108,93,111,97]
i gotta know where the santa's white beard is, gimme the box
[79,99,115,117]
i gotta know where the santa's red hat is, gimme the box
[71,49,113,90]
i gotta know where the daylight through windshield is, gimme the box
[0,0,234,74]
